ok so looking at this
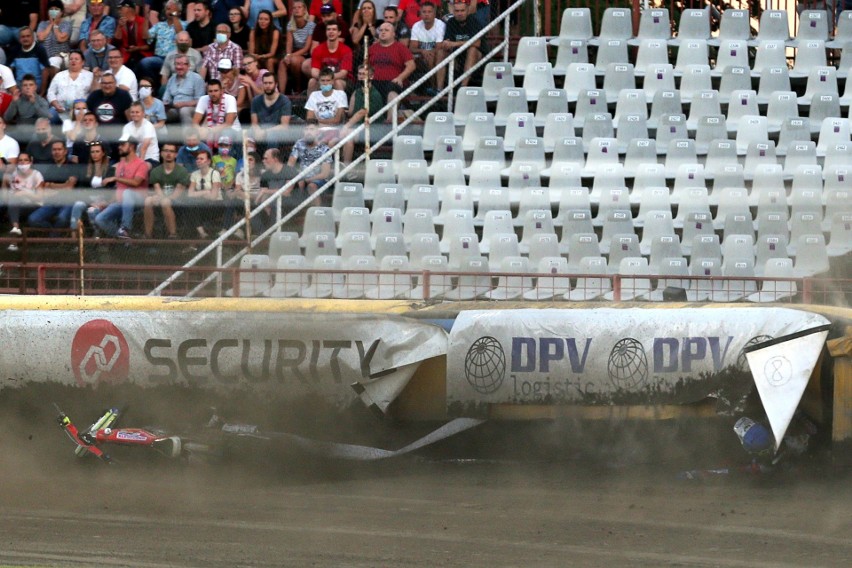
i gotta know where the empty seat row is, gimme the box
[548,8,850,49]
[230,251,806,304]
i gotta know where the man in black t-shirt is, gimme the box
[436,1,483,90]
[86,72,133,132]
[186,2,216,51]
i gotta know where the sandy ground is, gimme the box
[1,389,851,567]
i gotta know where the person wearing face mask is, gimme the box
[211,134,237,191]
[82,30,117,73]
[199,24,242,82]
[138,77,167,132]
[79,0,117,53]
[304,66,346,147]
[3,152,44,248]
[37,1,73,76]
[161,31,203,83]
[25,118,60,164]
[136,0,185,88]
[176,127,211,172]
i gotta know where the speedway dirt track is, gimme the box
[1,389,851,567]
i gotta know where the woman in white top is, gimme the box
[187,149,222,239]
[47,51,94,125]
[121,102,160,166]
[221,150,262,236]
[4,152,45,248]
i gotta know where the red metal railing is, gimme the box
[2,261,848,306]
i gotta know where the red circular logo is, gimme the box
[71,319,130,387]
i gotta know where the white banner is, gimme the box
[745,326,830,450]
[447,308,830,412]
[0,311,447,409]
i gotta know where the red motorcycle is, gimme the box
[55,404,189,463]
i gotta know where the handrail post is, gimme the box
[37,265,47,295]
[632,0,642,35]
[802,277,813,304]
[422,270,430,300]
[612,274,621,302]
[447,60,455,113]
[533,0,541,36]
[216,243,223,297]
[504,13,510,61]
[77,220,85,296]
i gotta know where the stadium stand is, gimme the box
[3,1,849,305]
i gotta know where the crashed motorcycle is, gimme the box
[55,404,201,463]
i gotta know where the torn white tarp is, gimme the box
[447,308,831,412]
[232,418,486,460]
[0,311,447,409]
[351,361,422,415]
[744,325,831,451]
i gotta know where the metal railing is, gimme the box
[5,260,851,306]
[149,0,538,298]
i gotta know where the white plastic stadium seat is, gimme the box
[225,254,272,298]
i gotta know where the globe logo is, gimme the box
[737,335,774,371]
[464,336,506,394]
[608,338,648,390]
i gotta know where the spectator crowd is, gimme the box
[0,0,491,247]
